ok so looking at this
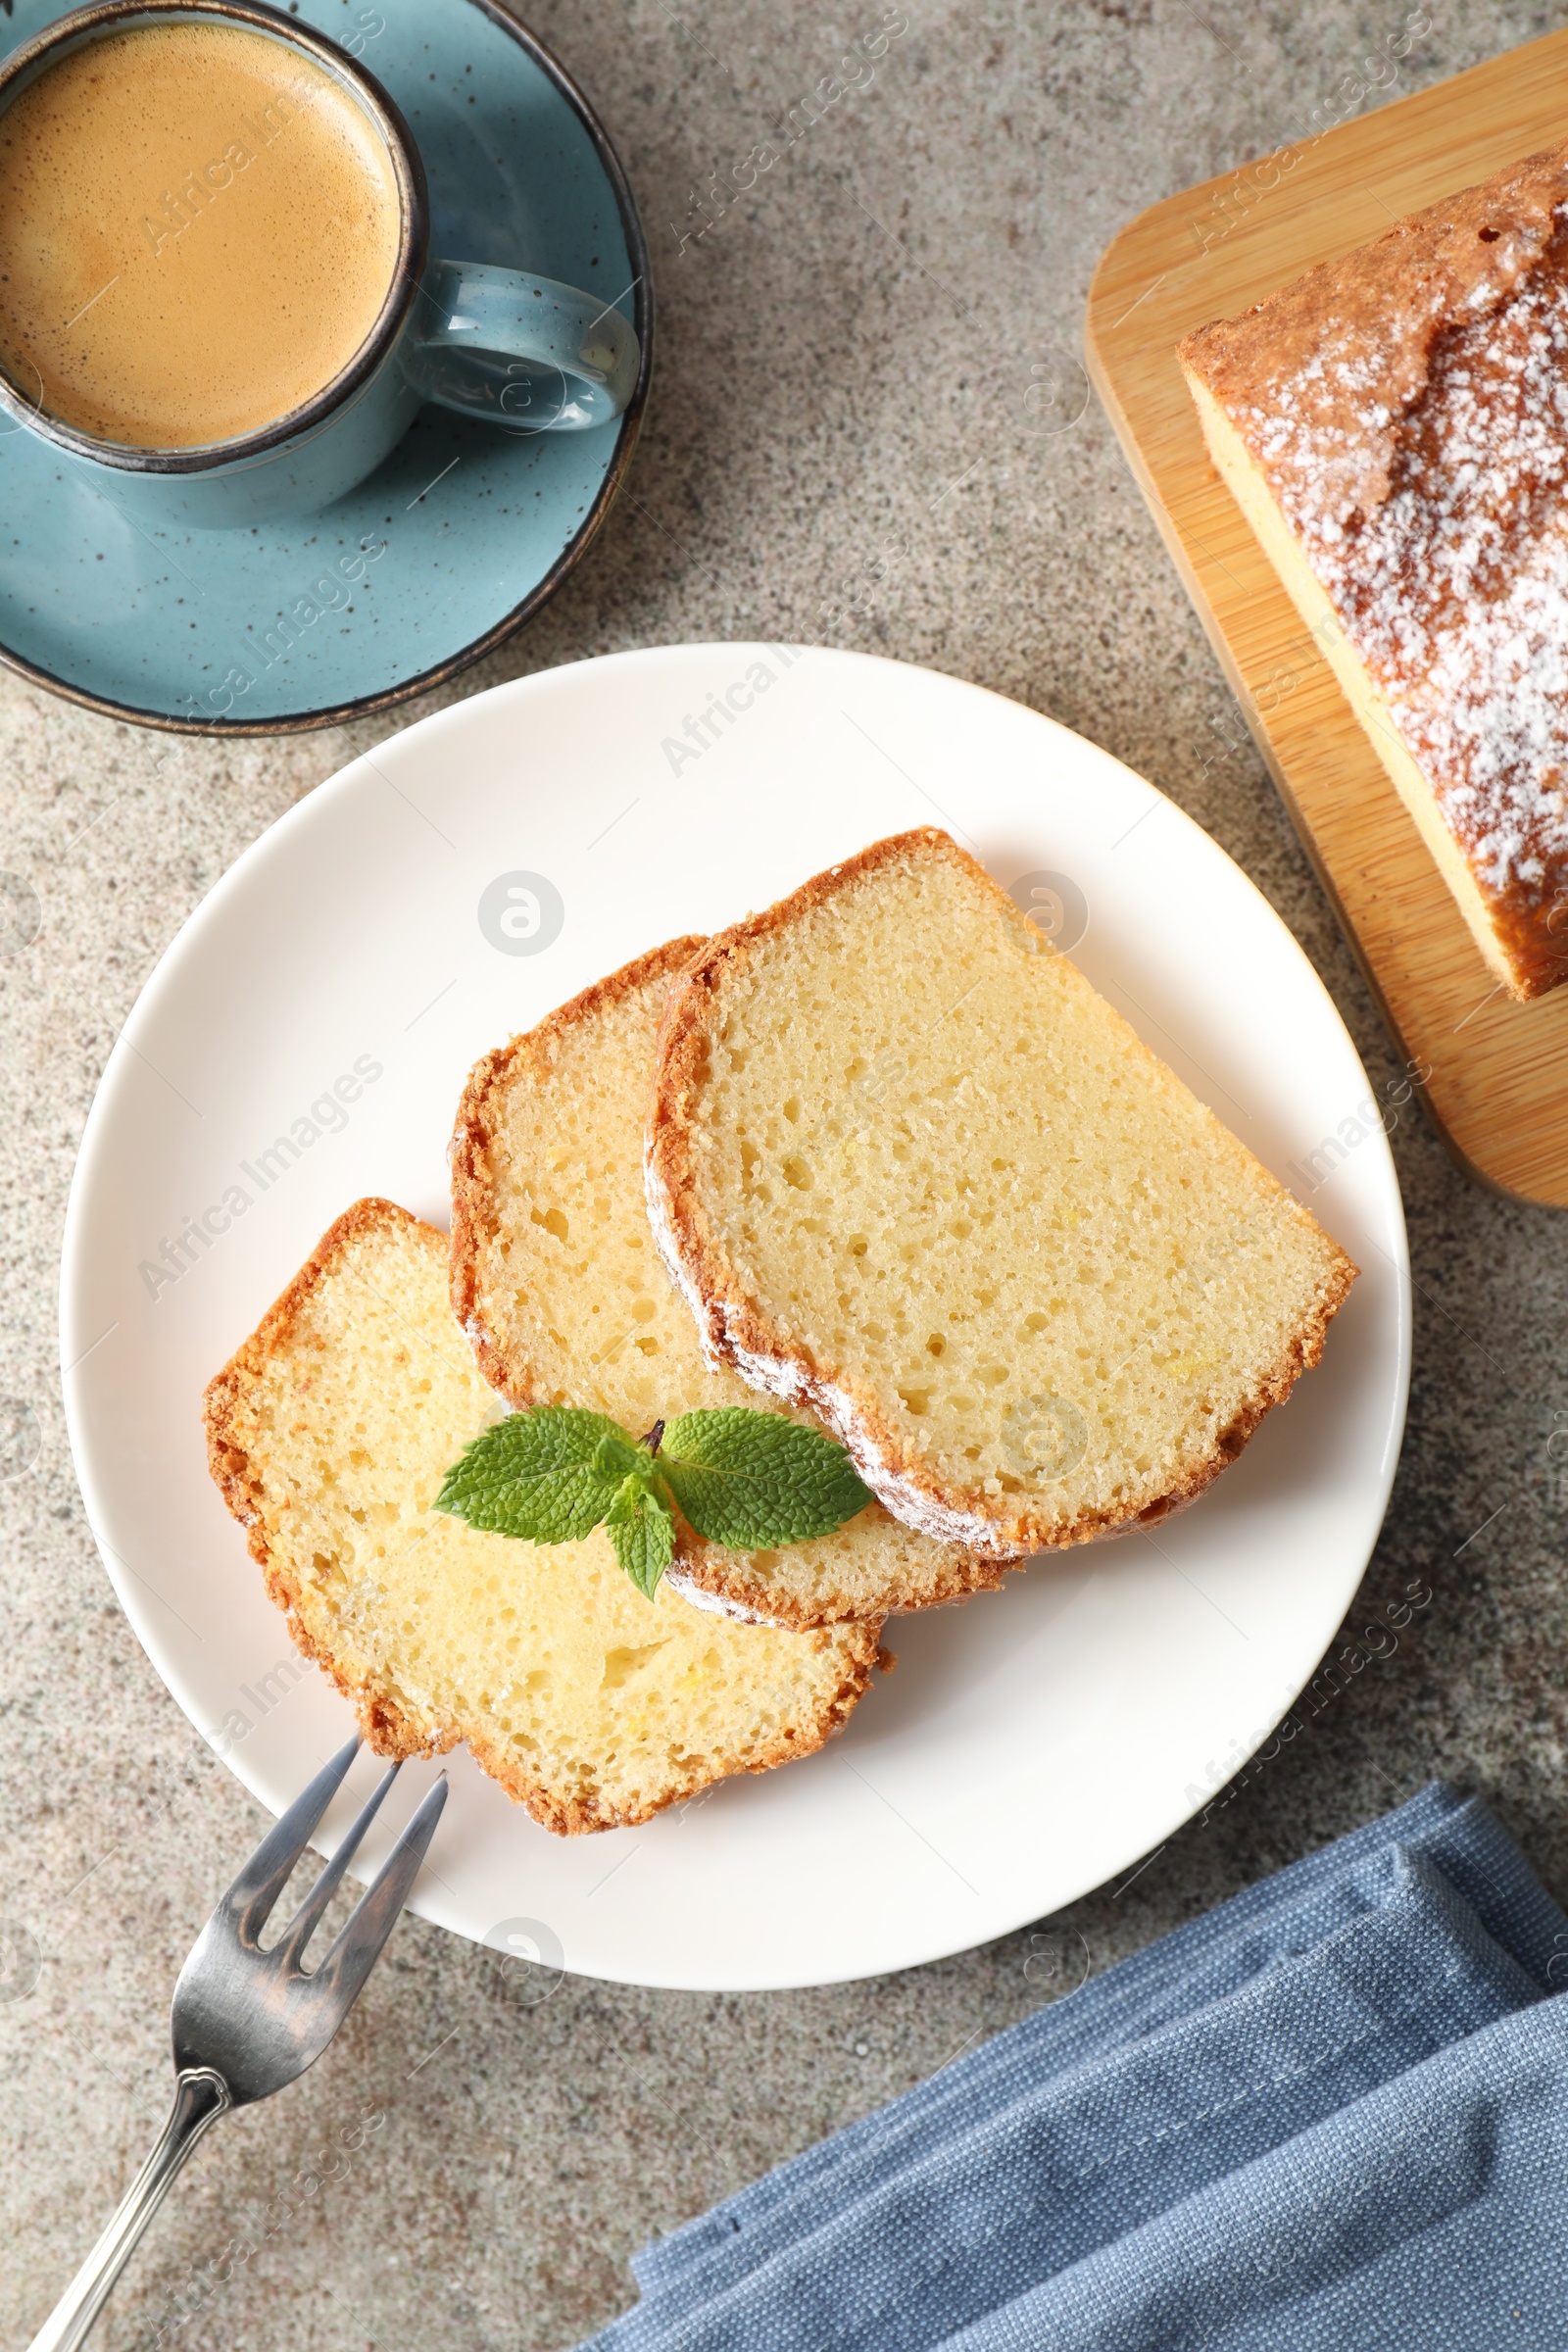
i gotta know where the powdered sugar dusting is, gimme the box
[1266,238,1568,907]
[663,1569,783,1626]
[1187,145,1568,991]
[643,1143,727,1373]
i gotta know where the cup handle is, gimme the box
[401,259,640,433]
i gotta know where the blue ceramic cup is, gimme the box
[0,0,642,529]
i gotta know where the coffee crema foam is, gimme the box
[0,21,403,448]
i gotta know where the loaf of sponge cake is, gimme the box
[1180,140,1568,1000]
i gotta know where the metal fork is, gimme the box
[29,1737,447,2352]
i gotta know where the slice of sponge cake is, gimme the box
[450,938,999,1627]
[203,1199,881,1834]
[645,829,1355,1562]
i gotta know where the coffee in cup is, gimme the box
[0,0,641,529]
[0,17,402,447]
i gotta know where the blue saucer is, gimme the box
[0,0,651,732]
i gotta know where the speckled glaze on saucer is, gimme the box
[0,0,651,733]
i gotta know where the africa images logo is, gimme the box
[137,1054,383,1300]
[659,645,805,775]
[477,872,565,956]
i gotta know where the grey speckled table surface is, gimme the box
[5,2,1566,2344]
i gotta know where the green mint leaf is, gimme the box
[661,1409,873,1548]
[605,1477,675,1599]
[437,1402,870,1581]
[592,1429,648,1480]
[435,1406,629,1542]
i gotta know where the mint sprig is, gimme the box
[435,1405,873,1600]
[656,1410,872,1549]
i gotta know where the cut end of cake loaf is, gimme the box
[1179,140,1568,1001]
[449,938,1002,1627]
[203,1199,881,1835]
[645,829,1356,1561]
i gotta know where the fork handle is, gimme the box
[28,2069,230,2352]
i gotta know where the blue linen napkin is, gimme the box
[580,1784,1568,2352]
[956,1995,1568,2349]
[631,1783,1559,2317]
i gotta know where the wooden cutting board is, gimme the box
[1085,28,1568,1207]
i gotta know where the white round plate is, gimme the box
[61,645,1409,1991]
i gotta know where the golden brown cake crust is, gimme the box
[1180,141,1568,999]
[646,829,1356,1559]
[450,934,1002,1627]
[204,1198,881,1836]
